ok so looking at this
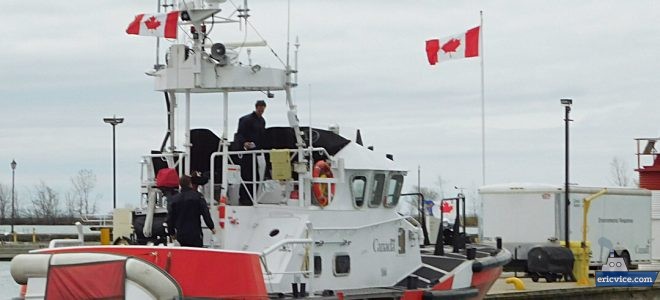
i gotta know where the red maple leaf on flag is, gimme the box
[441,38,461,56]
[441,202,454,213]
[145,16,161,30]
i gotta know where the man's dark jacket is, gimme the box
[235,111,266,149]
[166,187,215,247]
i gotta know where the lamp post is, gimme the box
[561,98,573,248]
[103,115,124,210]
[10,160,16,238]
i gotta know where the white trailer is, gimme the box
[479,183,652,266]
[652,191,660,261]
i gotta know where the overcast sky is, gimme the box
[1,0,659,213]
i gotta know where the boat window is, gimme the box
[333,254,350,276]
[314,254,322,276]
[398,228,406,254]
[384,174,404,208]
[369,173,386,207]
[351,176,367,207]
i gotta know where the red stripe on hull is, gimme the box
[469,267,502,300]
[431,275,454,290]
[40,246,268,299]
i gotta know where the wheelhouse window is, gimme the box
[369,173,386,207]
[351,176,367,207]
[384,174,404,208]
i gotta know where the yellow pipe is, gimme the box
[582,189,607,245]
[505,277,525,290]
[576,188,607,286]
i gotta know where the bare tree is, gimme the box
[609,157,631,187]
[435,175,448,199]
[31,182,60,223]
[0,184,8,222]
[64,193,76,219]
[411,185,439,201]
[67,169,99,217]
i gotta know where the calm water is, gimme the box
[1,261,19,299]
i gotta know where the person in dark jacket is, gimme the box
[235,100,267,151]
[235,100,267,205]
[167,175,216,247]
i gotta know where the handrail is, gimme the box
[141,152,187,187]
[314,216,421,231]
[260,238,314,277]
[261,238,314,256]
[80,214,113,226]
[48,222,85,248]
[209,147,334,203]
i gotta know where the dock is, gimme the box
[487,269,660,299]
[0,243,47,260]
[0,233,101,260]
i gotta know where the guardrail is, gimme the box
[209,147,335,204]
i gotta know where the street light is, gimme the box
[561,98,573,249]
[10,160,16,237]
[103,115,124,210]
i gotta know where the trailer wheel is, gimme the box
[545,273,556,283]
[530,274,540,282]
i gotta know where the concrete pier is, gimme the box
[0,233,100,260]
[0,244,46,260]
[487,270,660,299]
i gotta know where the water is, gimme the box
[1,261,19,299]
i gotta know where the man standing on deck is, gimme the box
[167,175,216,247]
[234,100,267,206]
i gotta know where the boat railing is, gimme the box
[140,152,187,187]
[260,238,315,282]
[209,147,336,205]
[139,152,187,208]
[313,215,422,232]
[48,222,85,248]
[80,214,113,227]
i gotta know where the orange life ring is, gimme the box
[312,160,335,207]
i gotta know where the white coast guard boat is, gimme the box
[11,1,510,299]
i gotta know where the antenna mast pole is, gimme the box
[155,0,162,67]
[286,0,291,68]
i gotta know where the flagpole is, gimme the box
[156,0,162,67]
[480,11,486,186]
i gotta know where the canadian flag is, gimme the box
[425,26,480,65]
[126,11,180,39]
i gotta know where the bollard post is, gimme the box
[13,231,17,243]
[32,228,36,244]
[100,228,111,245]
[467,247,476,260]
